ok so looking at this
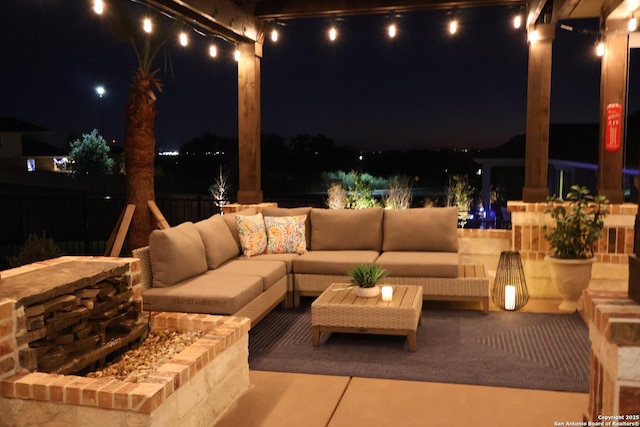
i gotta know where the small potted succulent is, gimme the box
[349,263,388,297]
[543,185,609,311]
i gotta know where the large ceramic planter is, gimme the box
[545,256,596,312]
[355,286,380,298]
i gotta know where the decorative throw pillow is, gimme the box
[264,215,308,254]
[236,213,267,257]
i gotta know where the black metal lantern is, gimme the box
[492,251,529,310]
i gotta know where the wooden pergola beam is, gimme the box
[140,0,264,43]
[254,0,527,20]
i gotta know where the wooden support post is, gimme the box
[522,24,554,202]
[597,23,627,204]
[237,41,264,204]
[104,204,135,257]
[147,200,170,230]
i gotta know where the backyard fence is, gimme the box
[0,194,222,268]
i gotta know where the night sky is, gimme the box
[1,0,632,153]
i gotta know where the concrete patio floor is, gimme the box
[216,296,605,427]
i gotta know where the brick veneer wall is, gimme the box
[583,290,640,420]
[508,202,637,263]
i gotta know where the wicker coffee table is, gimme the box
[311,284,423,351]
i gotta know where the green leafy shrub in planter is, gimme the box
[544,185,609,259]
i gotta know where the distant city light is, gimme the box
[143,18,152,33]
[271,29,278,42]
[96,86,105,97]
[158,150,180,156]
[209,44,217,58]
[179,32,188,47]
[476,168,482,175]
[93,0,104,15]
[358,155,363,161]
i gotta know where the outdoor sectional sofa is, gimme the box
[133,206,490,326]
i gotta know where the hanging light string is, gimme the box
[92,1,612,62]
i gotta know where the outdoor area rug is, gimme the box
[248,305,590,393]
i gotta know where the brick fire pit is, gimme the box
[0,257,250,426]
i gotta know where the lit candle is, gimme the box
[381,286,393,302]
[505,285,516,310]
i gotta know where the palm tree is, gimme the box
[101,0,174,250]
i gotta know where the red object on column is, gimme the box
[604,103,623,152]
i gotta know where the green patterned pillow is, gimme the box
[236,213,267,257]
[264,215,308,254]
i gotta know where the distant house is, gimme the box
[0,117,68,173]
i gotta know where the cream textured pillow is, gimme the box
[236,213,267,257]
[195,215,240,269]
[264,215,308,254]
[149,222,208,288]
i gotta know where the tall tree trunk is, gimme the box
[125,68,159,251]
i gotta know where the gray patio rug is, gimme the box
[248,304,590,393]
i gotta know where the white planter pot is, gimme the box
[545,256,596,312]
[355,286,380,298]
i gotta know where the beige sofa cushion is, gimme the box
[261,206,312,248]
[142,272,262,314]
[149,222,208,288]
[376,251,459,278]
[195,214,240,269]
[210,260,287,291]
[240,253,300,273]
[292,250,380,275]
[382,207,459,252]
[310,207,383,251]
[222,207,258,249]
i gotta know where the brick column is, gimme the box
[583,290,640,420]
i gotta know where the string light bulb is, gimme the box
[528,29,540,43]
[271,28,279,42]
[234,49,240,62]
[596,41,605,57]
[449,19,458,35]
[513,14,522,29]
[209,44,217,58]
[179,32,188,47]
[629,15,637,32]
[329,26,338,41]
[388,23,397,38]
[93,0,104,15]
[143,18,152,33]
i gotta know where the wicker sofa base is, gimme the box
[294,264,490,313]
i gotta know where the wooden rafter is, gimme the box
[139,0,264,43]
[253,0,527,20]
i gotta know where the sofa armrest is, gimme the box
[132,246,153,290]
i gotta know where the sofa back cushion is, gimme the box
[310,207,383,251]
[222,207,258,249]
[260,206,312,248]
[195,214,240,269]
[382,207,459,252]
[149,221,208,288]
